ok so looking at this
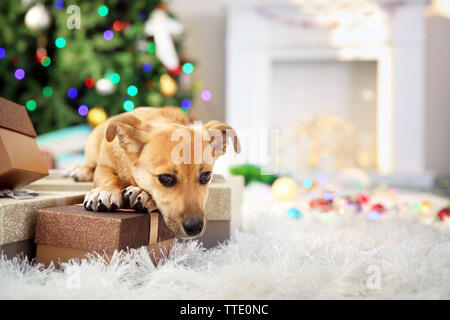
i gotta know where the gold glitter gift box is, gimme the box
[0,97,48,190]
[34,205,175,268]
[0,175,244,259]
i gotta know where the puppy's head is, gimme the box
[106,117,240,239]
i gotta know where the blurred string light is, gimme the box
[110,73,120,84]
[113,20,124,32]
[147,43,156,54]
[123,100,134,112]
[98,5,109,17]
[200,89,212,101]
[42,86,53,97]
[127,85,138,96]
[78,105,89,116]
[41,56,51,67]
[85,77,95,88]
[419,201,432,216]
[26,99,36,111]
[182,62,194,74]
[67,88,78,99]
[14,68,25,80]
[55,37,66,48]
[0,48,6,59]
[181,99,192,110]
[103,30,114,41]
[35,48,47,62]
[54,0,64,10]
[142,62,153,72]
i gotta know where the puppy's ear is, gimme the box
[106,118,150,154]
[203,120,241,157]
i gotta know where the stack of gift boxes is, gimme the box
[0,97,244,266]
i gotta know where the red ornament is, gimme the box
[310,199,333,211]
[437,206,450,221]
[356,193,369,204]
[370,203,386,214]
[168,65,182,76]
[85,77,95,88]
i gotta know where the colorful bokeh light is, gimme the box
[142,63,153,72]
[98,5,109,17]
[123,100,135,112]
[0,48,5,59]
[43,86,53,97]
[127,85,138,97]
[181,99,192,110]
[67,88,78,99]
[200,89,212,101]
[85,77,95,88]
[182,63,194,74]
[103,30,114,41]
[41,56,51,67]
[113,20,124,32]
[55,37,66,48]
[14,68,25,80]
[78,105,89,116]
[26,100,37,111]
[147,43,156,54]
[110,73,120,84]
[54,0,64,10]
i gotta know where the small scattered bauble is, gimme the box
[286,208,302,219]
[87,107,107,127]
[159,74,178,97]
[437,206,450,221]
[25,4,51,32]
[272,177,300,201]
[356,193,369,204]
[95,78,115,96]
[370,203,386,214]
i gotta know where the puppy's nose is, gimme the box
[182,218,204,237]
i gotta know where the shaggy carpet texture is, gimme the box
[0,183,449,299]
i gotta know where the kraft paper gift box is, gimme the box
[0,97,48,189]
[0,190,86,259]
[34,205,175,268]
[27,175,245,248]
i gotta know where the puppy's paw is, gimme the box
[83,187,122,211]
[69,165,94,182]
[122,186,156,212]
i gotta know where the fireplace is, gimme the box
[224,0,433,187]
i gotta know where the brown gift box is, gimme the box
[34,205,175,267]
[0,97,48,189]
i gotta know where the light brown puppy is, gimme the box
[70,106,240,239]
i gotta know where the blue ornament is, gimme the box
[286,208,302,219]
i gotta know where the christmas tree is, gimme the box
[0,0,196,134]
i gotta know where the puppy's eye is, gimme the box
[158,174,177,187]
[199,172,212,185]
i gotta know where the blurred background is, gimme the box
[0,0,449,195]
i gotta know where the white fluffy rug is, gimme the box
[1,183,449,299]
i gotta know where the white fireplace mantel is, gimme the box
[224,0,434,187]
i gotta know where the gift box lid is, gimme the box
[35,205,174,252]
[0,97,37,138]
